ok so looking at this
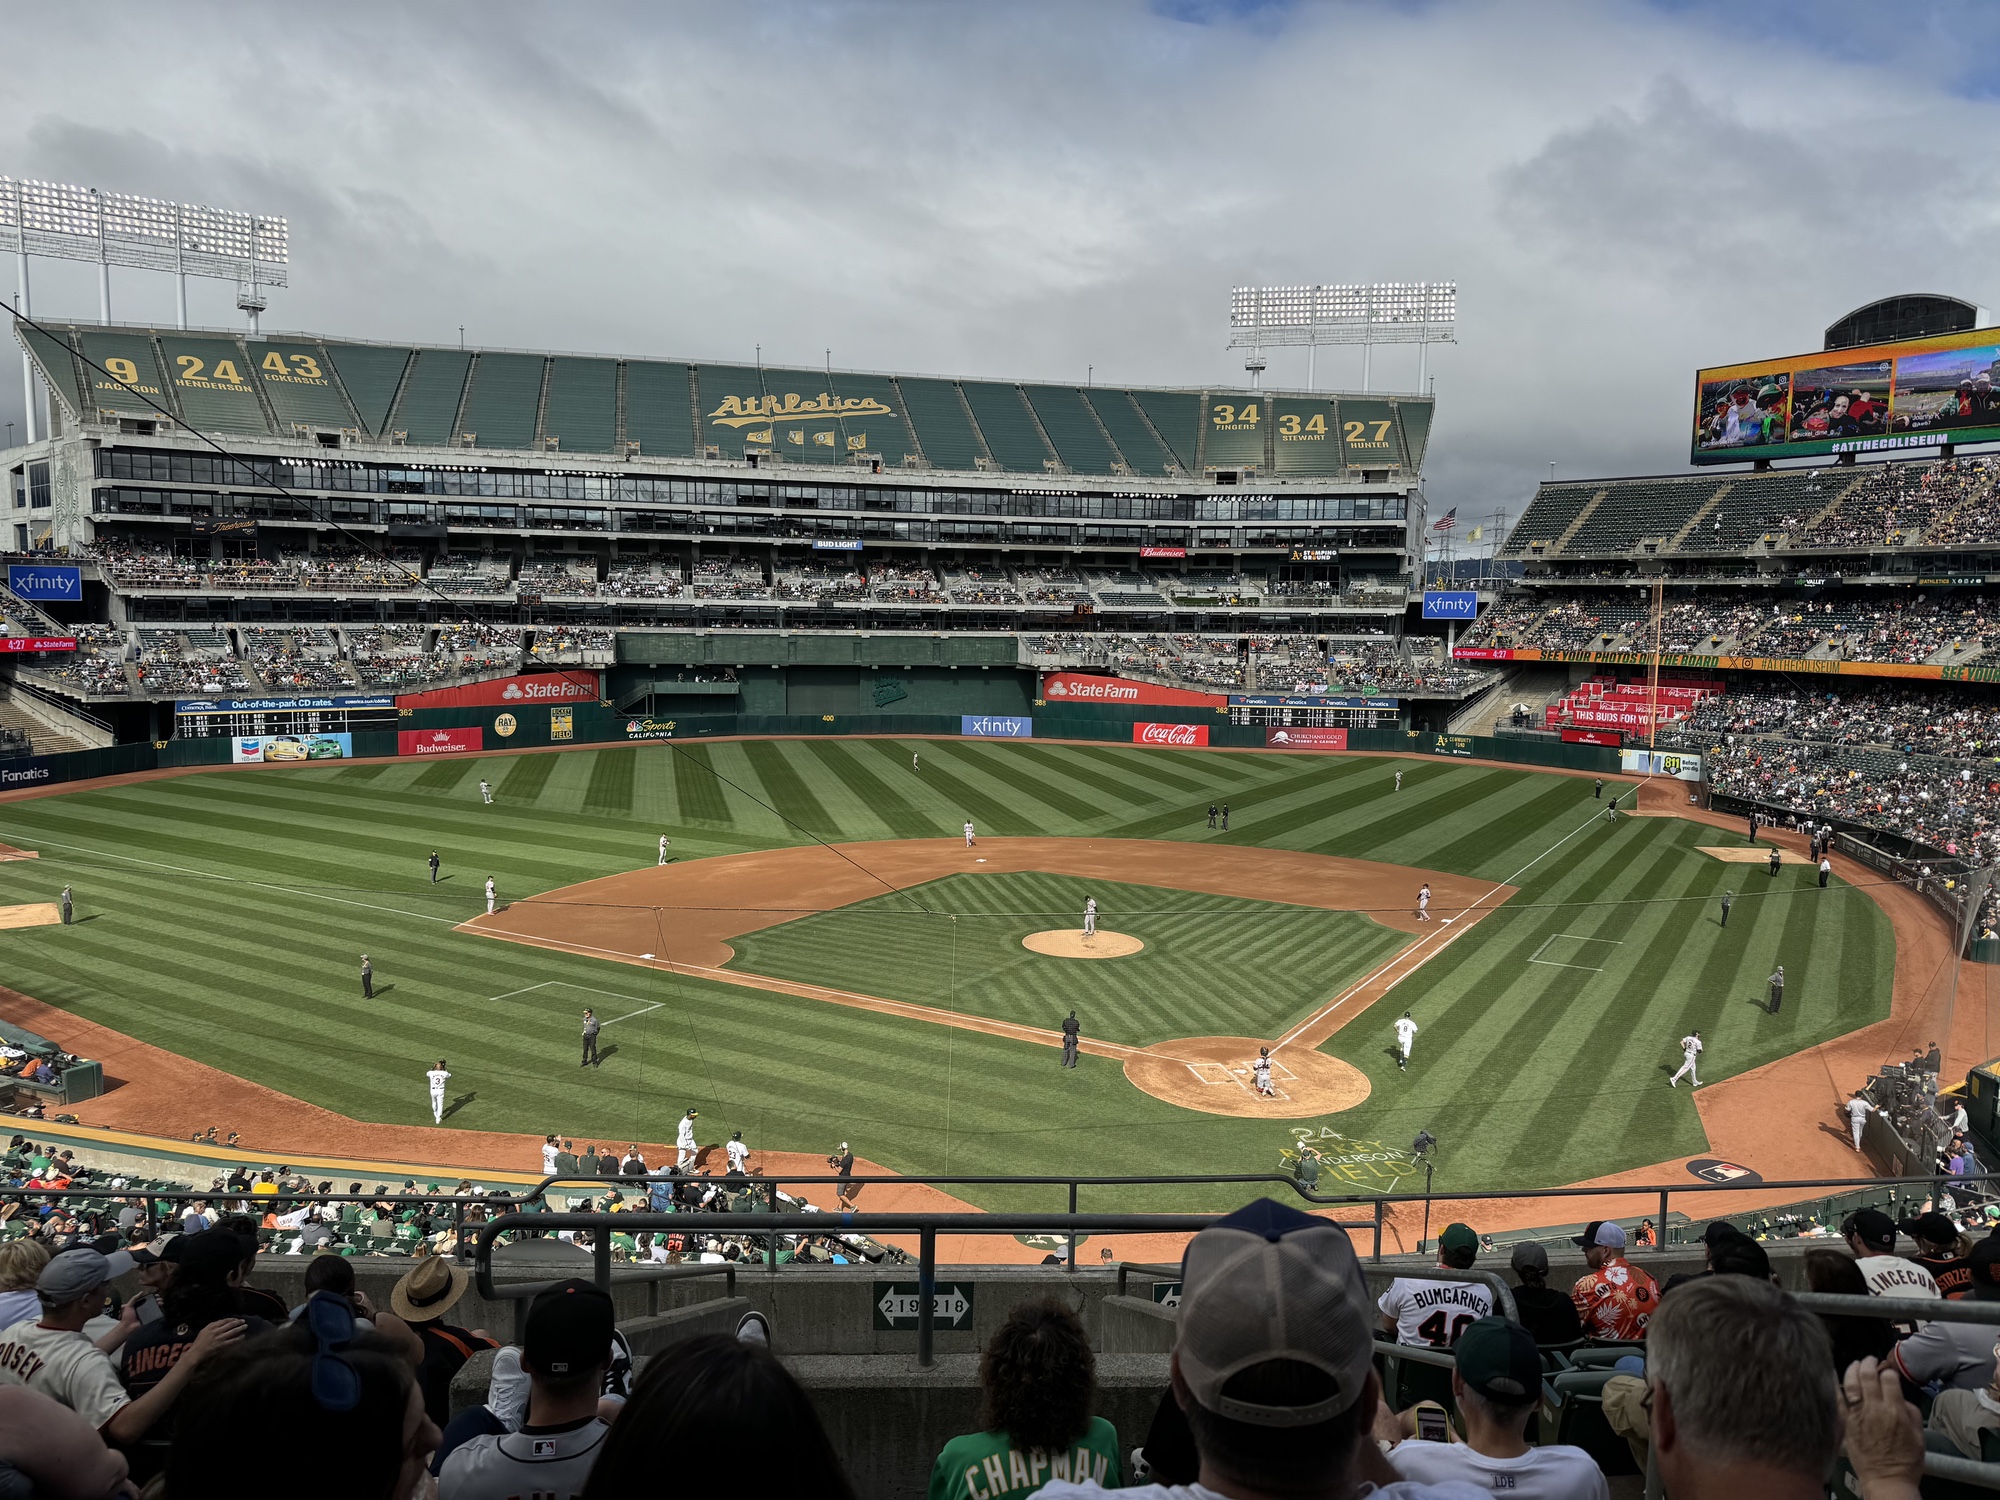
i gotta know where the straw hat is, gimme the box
[389,1252,470,1322]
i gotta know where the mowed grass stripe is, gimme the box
[865,739,1023,835]
[500,753,558,803]
[671,745,732,825]
[1102,758,1356,839]
[1002,744,1174,810]
[582,747,637,815]
[928,741,1102,825]
[742,740,838,839]
[799,739,936,839]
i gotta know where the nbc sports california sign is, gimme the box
[1133,722,1208,747]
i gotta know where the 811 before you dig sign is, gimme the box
[872,1281,976,1331]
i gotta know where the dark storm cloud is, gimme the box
[2,0,1997,526]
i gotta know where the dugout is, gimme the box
[0,1018,102,1106]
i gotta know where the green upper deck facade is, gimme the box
[16,321,1433,481]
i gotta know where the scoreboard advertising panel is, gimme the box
[1693,325,2000,464]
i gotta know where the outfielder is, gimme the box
[912,750,919,772]
[426,1059,450,1124]
[1252,1047,1274,1097]
[1395,769,1403,792]
[963,820,976,848]
[1669,1030,1703,1088]
[485,876,497,915]
[1394,1011,1418,1072]
[1082,897,1097,939]
[676,1108,699,1168]
[479,779,493,805]
[658,834,671,865]
[1846,1090,1878,1152]
[1416,884,1431,923]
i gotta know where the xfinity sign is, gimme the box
[1421,591,1478,621]
[7,565,81,602]
[962,715,1032,738]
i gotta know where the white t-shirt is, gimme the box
[0,1321,131,1427]
[1378,1278,1495,1347]
[1858,1254,1941,1301]
[1030,1481,1484,1500]
[1391,1440,1609,1500]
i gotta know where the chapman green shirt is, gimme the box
[928,1417,1121,1500]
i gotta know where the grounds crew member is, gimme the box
[361,954,373,999]
[429,850,440,884]
[1060,1010,1080,1069]
[1594,777,1603,799]
[1769,964,1785,1014]
[580,1008,600,1068]
[58,886,71,925]
[1719,889,1733,927]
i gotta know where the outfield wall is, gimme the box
[0,715,1627,793]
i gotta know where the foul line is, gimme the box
[1271,778,1657,1052]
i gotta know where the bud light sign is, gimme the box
[961,715,1032,738]
[1421,591,1478,621]
[8,565,81,602]
[1134,722,1208,747]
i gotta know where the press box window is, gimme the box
[28,463,51,510]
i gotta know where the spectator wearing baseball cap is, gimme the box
[1903,1211,1975,1299]
[1841,1208,1941,1302]
[438,1280,614,1500]
[1377,1223,1494,1348]
[0,1245,242,1449]
[1506,1243,1582,1346]
[1384,1316,1608,1498]
[1030,1198,1482,1500]
[1892,1238,2000,1393]
[1568,1222,1659,1341]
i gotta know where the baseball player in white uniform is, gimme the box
[479,779,492,805]
[963,820,976,848]
[1395,769,1403,792]
[485,876,497,915]
[426,1059,450,1124]
[1416,884,1431,923]
[676,1108,699,1168]
[1252,1047,1274,1097]
[912,750,920,771]
[1669,1030,1703,1087]
[1082,897,1097,939]
[659,834,671,865]
[726,1130,751,1173]
[1846,1091,1878,1151]
[1395,1012,1418,1072]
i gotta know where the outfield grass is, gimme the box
[0,740,1896,1210]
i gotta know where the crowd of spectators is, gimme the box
[131,629,250,697]
[1795,457,1996,551]
[242,626,345,692]
[1674,682,2000,758]
[1705,738,1999,862]
[31,625,129,696]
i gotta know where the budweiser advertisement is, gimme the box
[396,671,600,710]
[1264,727,1348,750]
[1041,672,1226,708]
[1133,722,1208,747]
[398,727,483,757]
[1561,728,1624,746]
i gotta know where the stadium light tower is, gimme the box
[0,176,288,441]
[1229,282,1456,393]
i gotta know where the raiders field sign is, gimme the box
[873,1281,976,1331]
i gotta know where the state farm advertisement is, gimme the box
[0,636,77,653]
[398,727,483,757]
[1041,672,1226,708]
[1133,722,1208,747]
[1264,727,1348,750]
[396,672,600,710]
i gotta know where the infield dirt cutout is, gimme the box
[460,837,1510,1118]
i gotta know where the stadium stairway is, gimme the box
[0,686,96,755]
[1547,491,1607,556]
[1452,666,1571,734]
[1666,482,1732,551]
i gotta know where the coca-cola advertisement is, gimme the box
[1264,727,1348,750]
[1133,722,1209,747]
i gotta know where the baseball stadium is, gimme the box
[4,263,2000,1486]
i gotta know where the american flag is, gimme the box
[1431,508,1456,532]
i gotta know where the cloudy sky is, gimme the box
[4,0,1998,526]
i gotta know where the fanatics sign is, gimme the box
[1133,722,1208,746]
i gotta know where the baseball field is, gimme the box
[0,737,1897,1212]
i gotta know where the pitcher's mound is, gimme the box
[1022,929,1143,959]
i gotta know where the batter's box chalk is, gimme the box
[1187,1061,1237,1085]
